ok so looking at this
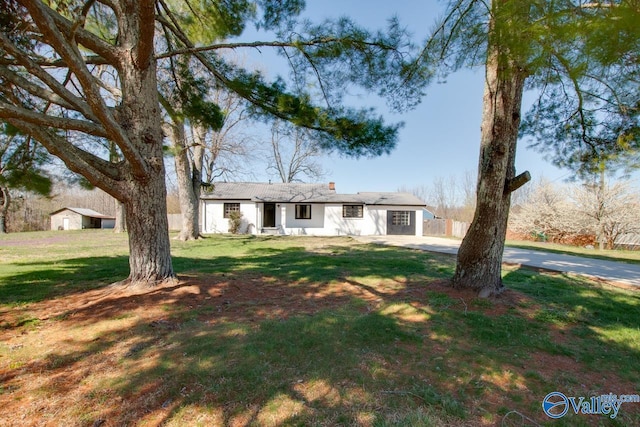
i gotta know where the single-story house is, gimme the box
[50,207,116,230]
[201,182,426,236]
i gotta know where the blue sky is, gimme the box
[239,0,579,194]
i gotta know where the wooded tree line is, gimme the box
[400,171,640,251]
[399,171,479,223]
[1,1,638,296]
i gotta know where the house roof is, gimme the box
[50,207,115,219]
[615,233,640,246]
[201,182,426,206]
[344,192,426,206]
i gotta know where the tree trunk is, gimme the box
[115,6,174,285]
[114,199,126,233]
[190,124,206,232]
[171,121,201,241]
[123,173,174,285]
[598,168,606,250]
[0,186,9,234]
[452,36,527,297]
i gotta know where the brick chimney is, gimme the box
[329,182,335,191]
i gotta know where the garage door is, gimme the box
[387,210,415,235]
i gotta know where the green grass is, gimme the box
[1,231,639,426]
[506,239,640,265]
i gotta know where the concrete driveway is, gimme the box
[356,235,640,287]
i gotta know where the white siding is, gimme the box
[201,200,423,236]
[282,203,326,234]
[326,204,362,235]
[202,201,257,234]
[50,210,83,230]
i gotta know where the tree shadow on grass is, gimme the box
[0,256,130,305]
[2,242,640,425]
[0,238,444,306]
[9,298,465,426]
[502,267,640,383]
[0,242,467,425]
[10,266,638,426]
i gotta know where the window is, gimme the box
[224,203,240,218]
[295,204,312,219]
[343,205,363,218]
[391,211,410,226]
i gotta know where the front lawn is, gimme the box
[1,231,638,426]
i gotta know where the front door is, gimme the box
[263,203,276,228]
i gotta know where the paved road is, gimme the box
[356,236,640,287]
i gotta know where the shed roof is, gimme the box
[201,182,425,206]
[50,207,115,219]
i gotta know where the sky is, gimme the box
[228,0,601,195]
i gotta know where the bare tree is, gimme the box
[202,89,254,183]
[399,171,476,222]
[571,176,640,250]
[457,170,477,223]
[509,180,580,243]
[267,120,324,183]
[427,175,459,219]
[397,184,429,204]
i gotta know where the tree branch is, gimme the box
[0,66,76,111]
[0,102,109,138]
[506,171,531,194]
[0,56,111,67]
[0,33,97,121]
[69,0,98,41]
[23,0,147,176]
[154,37,385,60]
[45,1,121,65]
[6,119,123,195]
[136,0,156,69]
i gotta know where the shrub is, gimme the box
[228,210,243,234]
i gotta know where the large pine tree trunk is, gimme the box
[116,6,174,285]
[452,37,527,297]
[123,174,174,284]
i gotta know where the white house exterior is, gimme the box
[201,182,425,237]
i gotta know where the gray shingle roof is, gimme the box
[201,182,335,202]
[50,207,115,219]
[348,192,426,206]
[201,182,425,206]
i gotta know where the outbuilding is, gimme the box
[200,182,425,236]
[50,207,116,230]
